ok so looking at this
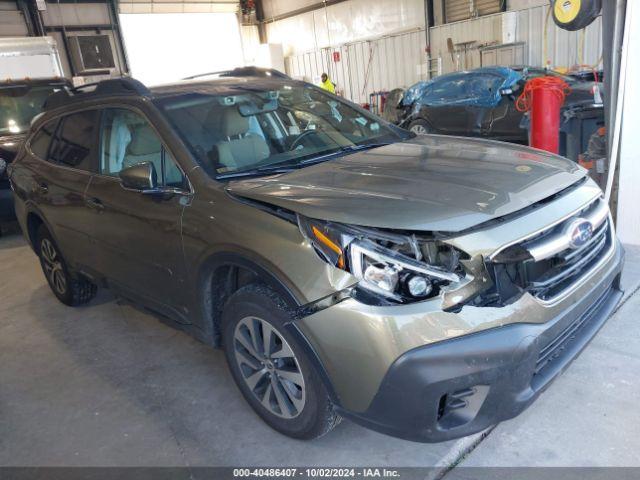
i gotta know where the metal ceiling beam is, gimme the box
[17,0,46,36]
[254,0,267,43]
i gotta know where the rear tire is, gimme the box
[36,225,96,306]
[222,284,341,440]
[408,119,432,135]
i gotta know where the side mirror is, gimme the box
[119,162,157,192]
[0,158,6,177]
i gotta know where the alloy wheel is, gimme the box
[233,316,306,419]
[40,238,67,295]
[410,124,429,135]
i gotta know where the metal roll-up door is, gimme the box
[445,0,472,23]
[445,0,503,23]
[0,1,29,37]
[475,0,502,16]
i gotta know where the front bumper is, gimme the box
[298,241,624,442]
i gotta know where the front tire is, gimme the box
[408,119,432,135]
[36,225,96,306]
[222,284,340,440]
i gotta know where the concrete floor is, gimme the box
[1,224,638,470]
[0,225,475,468]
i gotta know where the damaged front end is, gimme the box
[297,215,496,312]
[297,191,614,317]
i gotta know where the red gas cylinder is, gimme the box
[516,76,571,154]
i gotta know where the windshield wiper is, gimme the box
[217,142,394,180]
[338,142,392,153]
[217,165,296,180]
[271,142,392,169]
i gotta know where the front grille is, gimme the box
[490,197,613,303]
[523,218,611,301]
[534,285,612,376]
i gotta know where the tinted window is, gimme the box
[100,108,186,189]
[30,119,59,159]
[49,110,98,171]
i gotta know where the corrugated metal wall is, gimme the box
[430,6,603,74]
[516,6,602,69]
[431,12,502,72]
[266,0,425,57]
[285,28,427,105]
[280,3,602,104]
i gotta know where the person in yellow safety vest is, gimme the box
[320,73,335,94]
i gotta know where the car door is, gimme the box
[84,106,191,320]
[472,73,525,141]
[484,94,527,142]
[419,76,482,135]
[27,111,99,270]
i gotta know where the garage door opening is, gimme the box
[119,13,243,86]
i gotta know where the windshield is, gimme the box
[0,84,63,136]
[156,82,409,178]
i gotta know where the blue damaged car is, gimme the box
[393,66,602,144]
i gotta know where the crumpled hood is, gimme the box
[227,135,586,232]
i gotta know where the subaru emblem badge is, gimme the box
[565,218,593,249]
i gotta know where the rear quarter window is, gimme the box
[49,110,99,171]
[29,118,59,159]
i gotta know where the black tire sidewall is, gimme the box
[36,227,74,306]
[222,285,332,439]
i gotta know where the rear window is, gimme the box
[49,110,98,171]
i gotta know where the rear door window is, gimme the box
[29,118,59,160]
[49,110,99,171]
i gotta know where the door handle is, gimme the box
[86,197,104,211]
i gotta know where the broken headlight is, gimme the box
[298,215,464,304]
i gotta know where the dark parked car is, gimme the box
[394,66,603,145]
[8,75,623,442]
[0,78,71,222]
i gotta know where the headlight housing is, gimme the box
[298,215,465,304]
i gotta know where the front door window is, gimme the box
[100,108,186,189]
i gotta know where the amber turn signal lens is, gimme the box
[311,225,345,269]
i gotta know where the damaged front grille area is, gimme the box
[485,196,613,304]
[523,219,611,300]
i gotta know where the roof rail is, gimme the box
[183,66,290,80]
[43,77,150,111]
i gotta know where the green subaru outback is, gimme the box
[7,70,624,442]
